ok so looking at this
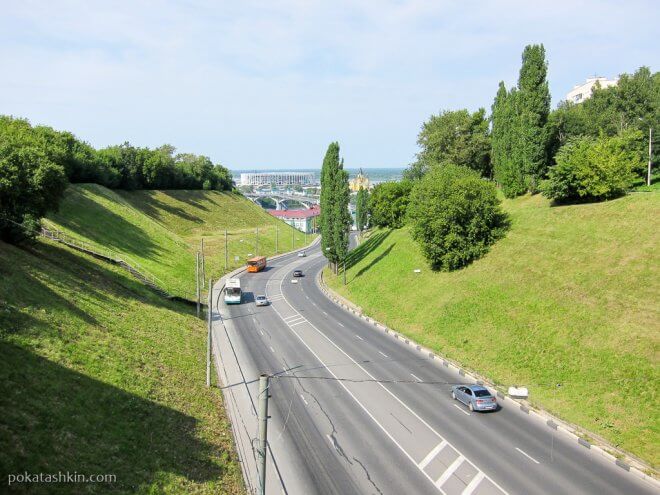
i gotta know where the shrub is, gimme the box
[407,164,509,271]
[541,131,643,202]
[368,180,413,228]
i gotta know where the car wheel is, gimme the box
[451,391,456,400]
[469,402,474,412]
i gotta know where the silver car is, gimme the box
[451,385,498,412]
[255,295,269,306]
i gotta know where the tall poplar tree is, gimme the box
[332,163,352,273]
[320,142,340,267]
[516,44,551,191]
[356,187,369,231]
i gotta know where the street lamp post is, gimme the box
[648,127,653,187]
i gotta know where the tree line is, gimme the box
[0,115,233,242]
[368,45,658,270]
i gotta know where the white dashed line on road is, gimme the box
[270,346,275,353]
[337,322,344,327]
[378,351,388,358]
[410,373,422,382]
[453,404,471,416]
[356,335,364,340]
[300,394,308,406]
[516,447,540,464]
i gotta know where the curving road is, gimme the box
[212,240,658,495]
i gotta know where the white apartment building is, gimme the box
[240,172,315,186]
[565,77,618,104]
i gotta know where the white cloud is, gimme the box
[1,0,658,168]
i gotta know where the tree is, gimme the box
[0,122,68,243]
[491,44,551,197]
[356,187,369,231]
[407,164,509,271]
[331,166,352,272]
[541,130,643,202]
[368,180,413,228]
[406,108,491,180]
[320,142,340,268]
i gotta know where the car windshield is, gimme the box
[474,390,491,397]
[256,296,265,300]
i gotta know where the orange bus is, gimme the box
[247,256,267,273]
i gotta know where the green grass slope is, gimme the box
[327,192,659,467]
[46,185,312,299]
[0,239,244,494]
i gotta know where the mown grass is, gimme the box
[47,185,313,299]
[0,238,244,494]
[326,192,659,467]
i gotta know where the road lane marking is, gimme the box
[290,321,307,327]
[260,330,264,336]
[515,447,540,464]
[270,346,275,353]
[436,455,465,488]
[419,440,447,470]
[356,335,364,340]
[453,404,471,416]
[462,472,485,495]
[410,373,422,382]
[337,322,345,327]
[378,351,388,358]
[284,314,301,321]
[322,311,328,316]
[300,394,308,406]
[267,257,509,495]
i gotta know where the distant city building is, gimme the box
[269,206,320,234]
[240,172,315,186]
[349,168,370,192]
[566,76,618,104]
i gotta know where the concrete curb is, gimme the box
[316,269,659,487]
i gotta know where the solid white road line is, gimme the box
[515,447,540,464]
[378,351,389,358]
[462,472,485,495]
[453,404,471,416]
[419,440,448,470]
[436,455,465,489]
[410,373,422,382]
[356,335,364,340]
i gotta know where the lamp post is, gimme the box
[648,127,653,187]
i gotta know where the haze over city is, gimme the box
[2,1,658,170]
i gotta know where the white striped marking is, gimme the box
[378,351,388,358]
[284,314,301,321]
[260,330,264,336]
[290,320,307,327]
[322,311,328,316]
[410,373,422,382]
[356,335,364,341]
[270,346,275,353]
[436,455,464,488]
[453,404,471,416]
[300,394,308,406]
[462,472,485,495]
[338,322,345,327]
[515,447,540,464]
[419,440,447,470]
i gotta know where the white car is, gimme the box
[298,251,306,257]
[255,295,269,306]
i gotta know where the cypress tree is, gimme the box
[331,161,351,273]
[356,187,369,232]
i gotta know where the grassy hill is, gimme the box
[46,185,311,299]
[0,238,244,494]
[326,192,659,467]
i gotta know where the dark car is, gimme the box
[292,270,303,277]
[451,384,498,412]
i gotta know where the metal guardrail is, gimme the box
[40,223,167,292]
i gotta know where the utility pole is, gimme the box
[257,374,270,495]
[201,238,205,288]
[206,277,212,387]
[275,225,279,254]
[196,252,200,318]
[224,229,228,273]
[648,127,653,187]
[343,258,346,285]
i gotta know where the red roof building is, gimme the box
[268,206,320,233]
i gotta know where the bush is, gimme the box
[368,180,413,228]
[407,164,509,271]
[541,131,643,202]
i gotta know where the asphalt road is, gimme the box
[214,241,658,495]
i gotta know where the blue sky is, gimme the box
[1,1,658,170]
